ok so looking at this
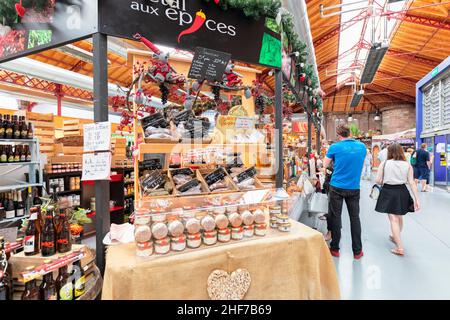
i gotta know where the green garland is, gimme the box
[203,0,281,19]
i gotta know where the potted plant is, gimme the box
[68,208,92,242]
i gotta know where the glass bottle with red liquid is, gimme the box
[56,210,72,254]
[41,206,56,257]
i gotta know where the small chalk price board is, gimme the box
[236,167,257,183]
[188,47,231,82]
[177,179,201,193]
[204,167,227,186]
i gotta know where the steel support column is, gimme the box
[93,33,110,273]
[275,70,284,189]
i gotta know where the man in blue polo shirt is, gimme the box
[323,125,366,259]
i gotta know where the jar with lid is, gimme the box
[255,223,267,236]
[203,230,217,246]
[243,225,254,238]
[217,227,231,243]
[231,226,244,240]
[187,233,201,249]
[154,237,171,254]
[170,235,186,251]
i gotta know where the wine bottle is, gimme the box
[0,145,6,163]
[20,116,28,139]
[27,122,33,139]
[13,116,20,140]
[14,145,20,162]
[5,115,13,139]
[5,193,15,219]
[16,191,25,217]
[8,146,14,162]
[25,145,32,162]
[0,115,4,138]
[20,145,26,162]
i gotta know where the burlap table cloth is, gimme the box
[102,220,340,300]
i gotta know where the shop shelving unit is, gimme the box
[0,138,43,191]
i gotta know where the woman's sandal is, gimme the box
[389,235,396,244]
[390,248,405,256]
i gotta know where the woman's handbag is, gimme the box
[309,192,329,213]
[370,162,385,200]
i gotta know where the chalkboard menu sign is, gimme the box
[141,170,166,191]
[171,168,194,177]
[188,47,231,82]
[204,168,227,186]
[177,179,201,193]
[139,159,163,171]
[235,167,257,183]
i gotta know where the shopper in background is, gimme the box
[375,144,420,256]
[415,143,432,192]
[405,148,414,164]
[362,149,373,180]
[377,143,389,163]
[323,125,367,259]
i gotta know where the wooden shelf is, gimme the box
[44,171,82,178]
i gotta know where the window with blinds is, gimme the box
[443,76,450,125]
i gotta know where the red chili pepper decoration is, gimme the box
[178,10,206,43]
[15,0,26,18]
[133,33,161,55]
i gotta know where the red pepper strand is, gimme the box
[178,10,206,43]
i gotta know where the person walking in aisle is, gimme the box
[323,125,367,259]
[375,144,420,256]
[414,143,432,192]
[362,149,373,180]
[378,143,389,163]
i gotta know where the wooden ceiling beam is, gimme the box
[365,87,415,104]
[386,48,442,67]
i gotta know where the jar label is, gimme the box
[59,283,74,300]
[47,293,57,300]
[24,235,35,253]
[74,276,86,297]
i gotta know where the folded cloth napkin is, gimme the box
[108,223,135,244]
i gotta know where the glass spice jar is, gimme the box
[231,226,244,240]
[187,233,201,249]
[136,241,153,257]
[203,230,217,246]
[217,228,231,243]
[243,225,255,238]
[154,237,171,254]
[170,235,186,252]
[255,223,267,236]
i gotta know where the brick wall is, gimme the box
[381,104,416,135]
[324,104,416,139]
[324,112,382,140]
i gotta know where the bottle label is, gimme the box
[5,128,12,134]
[24,235,35,253]
[59,283,73,300]
[8,155,14,162]
[46,293,57,301]
[5,210,15,219]
[74,276,86,297]
[0,155,6,162]
[16,208,24,216]
[41,241,55,249]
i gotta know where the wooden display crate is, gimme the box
[26,112,56,158]
[168,169,210,197]
[198,167,239,194]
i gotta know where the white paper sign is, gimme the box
[81,152,111,181]
[436,143,445,153]
[235,117,255,129]
[84,122,112,152]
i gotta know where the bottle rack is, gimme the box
[0,138,44,193]
[19,250,85,283]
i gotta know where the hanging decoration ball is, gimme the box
[299,74,306,82]
[244,87,252,99]
[15,0,26,18]
[214,0,220,4]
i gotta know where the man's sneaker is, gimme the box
[354,251,364,260]
[330,249,340,257]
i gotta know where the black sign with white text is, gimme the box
[99,0,280,67]
[188,47,231,82]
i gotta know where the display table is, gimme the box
[102,221,340,300]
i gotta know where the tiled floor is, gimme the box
[334,179,450,300]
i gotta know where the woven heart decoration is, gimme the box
[207,269,251,300]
